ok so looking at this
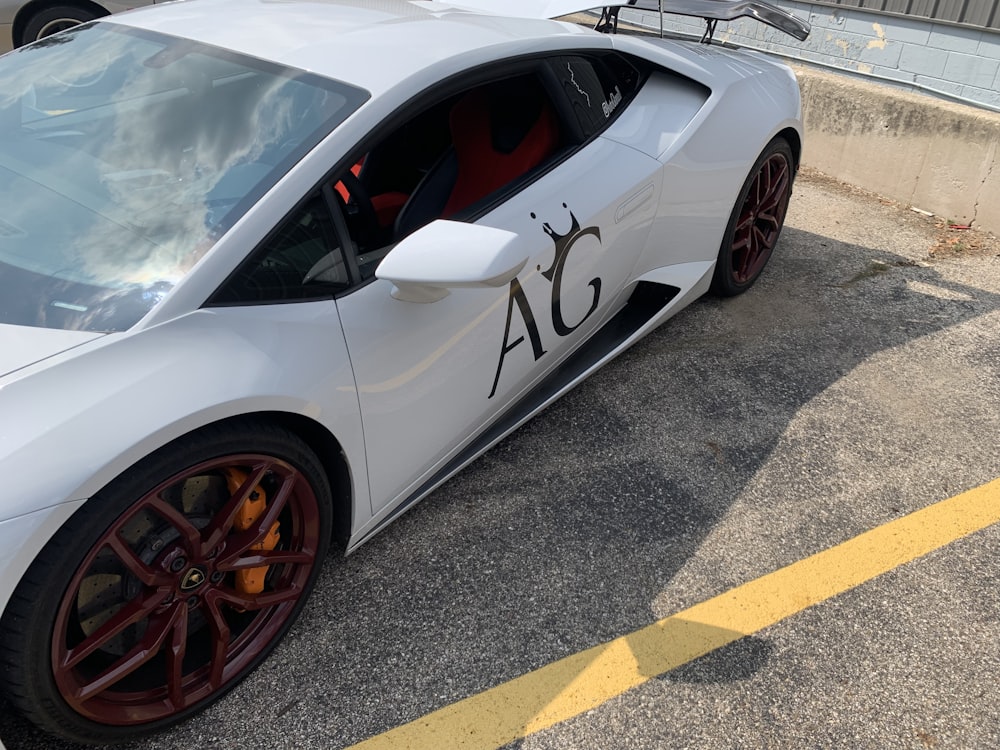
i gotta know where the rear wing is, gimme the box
[445,1,810,42]
[594,1,811,42]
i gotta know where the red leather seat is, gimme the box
[442,88,559,216]
[395,83,560,236]
[335,158,409,228]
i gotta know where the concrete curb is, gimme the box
[794,65,1000,234]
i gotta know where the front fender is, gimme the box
[0,303,368,525]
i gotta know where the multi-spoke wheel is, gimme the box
[711,137,795,296]
[0,421,331,744]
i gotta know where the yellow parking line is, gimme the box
[348,477,1000,750]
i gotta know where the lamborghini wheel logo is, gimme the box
[180,567,208,591]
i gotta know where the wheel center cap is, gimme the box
[180,566,208,591]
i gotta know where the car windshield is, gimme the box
[0,24,368,332]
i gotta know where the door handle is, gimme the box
[615,183,655,224]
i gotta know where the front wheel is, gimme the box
[0,421,332,744]
[710,137,795,297]
[21,5,99,46]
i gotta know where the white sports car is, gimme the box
[0,0,808,743]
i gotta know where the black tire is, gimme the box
[20,5,98,46]
[710,137,795,297]
[0,420,332,744]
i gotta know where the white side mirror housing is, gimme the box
[375,220,528,303]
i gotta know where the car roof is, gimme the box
[109,0,603,96]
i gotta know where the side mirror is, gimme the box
[375,220,528,303]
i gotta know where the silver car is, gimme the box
[0,0,154,52]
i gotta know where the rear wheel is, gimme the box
[710,137,795,296]
[21,5,99,46]
[0,421,332,744]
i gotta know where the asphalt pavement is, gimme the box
[2,169,999,749]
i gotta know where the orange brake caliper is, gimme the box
[223,468,281,596]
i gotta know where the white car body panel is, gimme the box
[111,0,600,100]
[441,0,596,17]
[376,220,528,302]
[0,323,102,377]
[341,135,660,521]
[350,256,718,549]
[0,305,368,522]
[0,0,804,602]
[0,0,805,740]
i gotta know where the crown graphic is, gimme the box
[537,203,591,283]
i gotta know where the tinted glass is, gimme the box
[549,54,642,137]
[0,24,368,331]
[212,195,347,304]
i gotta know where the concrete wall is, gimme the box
[612,4,1000,234]
[808,0,1000,31]
[795,65,1000,234]
[621,1,1000,111]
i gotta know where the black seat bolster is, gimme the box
[393,148,458,239]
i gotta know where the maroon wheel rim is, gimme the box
[51,454,321,726]
[730,151,792,284]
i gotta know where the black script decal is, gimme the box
[489,277,547,400]
[489,204,603,399]
[539,205,602,336]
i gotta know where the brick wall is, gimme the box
[810,0,1000,30]
[620,1,1000,111]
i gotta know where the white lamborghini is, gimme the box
[0,0,809,743]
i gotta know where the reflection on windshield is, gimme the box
[0,24,367,332]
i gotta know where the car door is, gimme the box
[334,54,664,516]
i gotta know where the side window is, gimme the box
[331,71,565,281]
[210,195,348,304]
[548,53,643,138]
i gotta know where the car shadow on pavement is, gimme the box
[3,226,999,750]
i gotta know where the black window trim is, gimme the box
[205,48,652,307]
[204,190,351,307]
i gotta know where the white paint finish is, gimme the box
[341,136,662,516]
[377,220,528,303]
[477,137,664,383]
[344,256,717,549]
[0,324,102,377]
[0,0,803,599]
[606,37,800,280]
[110,0,593,98]
[600,71,710,158]
[336,278,514,512]
[616,183,655,223]
[439,0,601,17]
[0,304,368,525]
[0,1,807,737]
